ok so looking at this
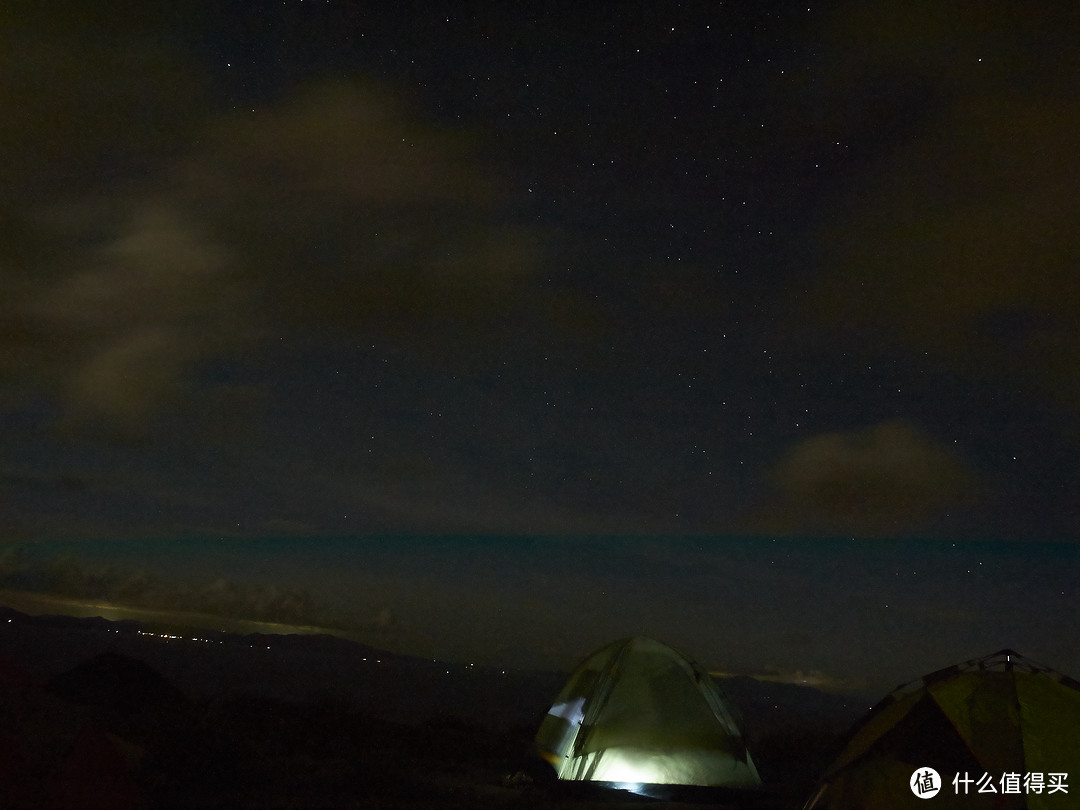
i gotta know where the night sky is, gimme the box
[2,2,1079,689]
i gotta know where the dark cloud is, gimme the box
[1,13,205,425]
[750,420,978,537]
[174,78,545,344]
[0,6,205,200]
[26,201,248,433]
[0,546,328,629]
[5,2,1074,543]
[4,66,552,440]
[807,1,1080,412]
[0,19,228,436]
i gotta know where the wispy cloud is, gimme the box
[748,419,979,537]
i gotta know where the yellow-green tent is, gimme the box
[535,636,761,791]
[805,649,1080,810]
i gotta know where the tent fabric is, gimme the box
[0,652,145,809]
[47,650,190,721]
[805,649,1080,810]
[535,636,761,788]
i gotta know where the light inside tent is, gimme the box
[548,697,585,724]
[574,746,723,785]
[536,638,763,791]
[588,749,673,783]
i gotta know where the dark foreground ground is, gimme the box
[0,608,857,809]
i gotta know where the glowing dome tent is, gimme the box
[804,649,1080,810]
[535,636,761,789]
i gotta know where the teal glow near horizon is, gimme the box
[1,537,1077,690]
